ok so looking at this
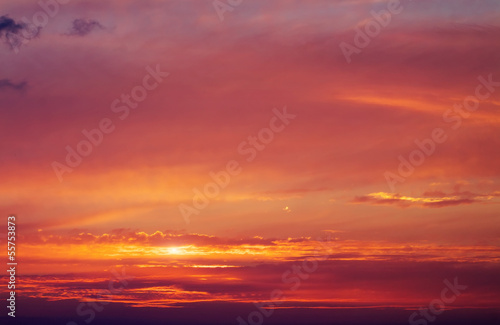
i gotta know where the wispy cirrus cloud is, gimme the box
[351,190,500,208]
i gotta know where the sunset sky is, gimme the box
[1,0,500,324]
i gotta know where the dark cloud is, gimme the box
[68,18,104,36]
[0,79,27,91]
[0,15,40,51]
[0,15,23,34]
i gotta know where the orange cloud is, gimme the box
[351,190,500,208]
